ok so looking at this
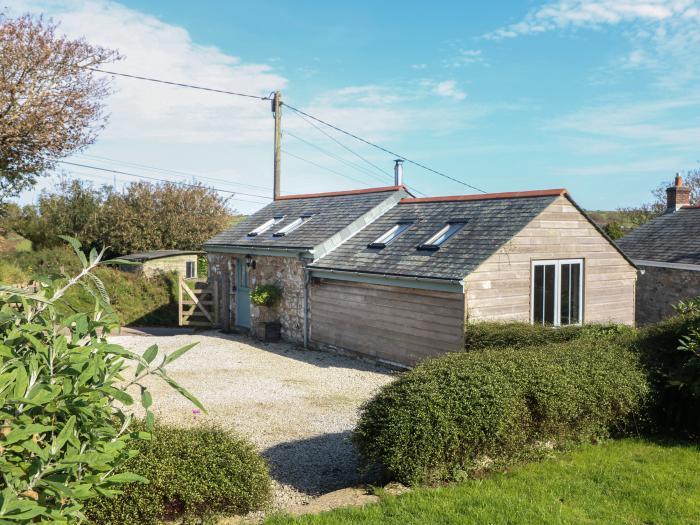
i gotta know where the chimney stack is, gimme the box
[394,159,404,186]
[666,172,690,212]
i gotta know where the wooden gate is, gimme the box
[178,277,218,327]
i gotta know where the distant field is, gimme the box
[266,439,700,525]
[587,210,628,226]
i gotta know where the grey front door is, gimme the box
[235,258,251,329]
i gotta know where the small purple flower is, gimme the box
[192,409,201,417]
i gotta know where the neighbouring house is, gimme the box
[118,250,200,279]
[617,174,700,325]
[204,173,636,367]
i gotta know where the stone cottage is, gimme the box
[205,180,636,367]
[617,174,700,325]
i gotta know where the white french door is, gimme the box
[531,259,583,326]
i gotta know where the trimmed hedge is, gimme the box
[84,424,272,525]
[463,321,635,351]
[353,340,649,485]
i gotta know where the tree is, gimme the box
[97,181,233,254]
[0,14,119,204]
[8,178,105,250]
[7,179,233,255]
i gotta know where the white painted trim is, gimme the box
[633,259,700,272]
[530,259,584,326]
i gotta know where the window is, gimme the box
[368,221,412,248]
[532,259,583,326]
[185,260,196,279]
[418,220,467,250]
[247,215,284,237]
[273,215,312,237]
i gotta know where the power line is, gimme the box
[283,130,388,185]
[86,68,272,100]
[291,109,392,180]
[57,161,272,203]
[281,149,374,187]
[77,153,273,193]
[283,103,487,194]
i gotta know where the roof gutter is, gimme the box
[308,267,465,293]
[203,244,313,260]
[633,259,700,272]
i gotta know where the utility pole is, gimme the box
[272,90,282,199]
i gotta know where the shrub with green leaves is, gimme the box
[353,340,650,485]
[251,283,282,307]
[0,237,204,523]
[463,321,635,351]
[84,424,271,525]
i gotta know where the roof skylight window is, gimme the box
[247,215,284,237]
[273,215,312,237]
[418,220,467,250]
[368,221,412,248]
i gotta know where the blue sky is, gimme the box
[10,0,700,212]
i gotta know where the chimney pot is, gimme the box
[667,172,690,212]
[394,159,404,186]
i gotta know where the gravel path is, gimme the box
[110,330,395,509]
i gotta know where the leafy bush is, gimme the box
[353,340,649,485]
[0,238,203,523]
[634,306,700,435]
[251,283,283,307]
[2,246,179,326]
[0,259,28,283]
[84,424,272,525]
[464,321,634,351]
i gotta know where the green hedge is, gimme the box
[634,315,700,435]
[463,321,635,351]
[84,425,272,525]
[353,340,650,485]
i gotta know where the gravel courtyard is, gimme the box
[110,329,395,509]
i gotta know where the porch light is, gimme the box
[245,254,256,270]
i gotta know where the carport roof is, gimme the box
[310,190,565,281]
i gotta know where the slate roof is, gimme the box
[120,250,201,262]
[310,192,561,281]
[616,207,700,265]
[204,186,405,250]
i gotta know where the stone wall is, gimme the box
[207,252,306,343]
[636,264,700,325]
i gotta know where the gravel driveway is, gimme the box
[110,329,395,509]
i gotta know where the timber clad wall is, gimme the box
[464,196,636,325]
[309,279,465,366]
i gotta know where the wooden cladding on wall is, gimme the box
[310,279,465,366]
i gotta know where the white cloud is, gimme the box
[486,1,693,39]
[443,49,485,68]
[10,0,287,145]
[411,63,428,69]
[430,80,467,101]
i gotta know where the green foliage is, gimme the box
[634,302,700,435]
[353,340,649,485]
[197,255,208,279]
[0,238,203,523]
[84,424,272,525]
[602,221,625,240]
[463,321,634,351]
[251,283,283,307]
[7,179,233,256]
[265,439,700,525]
[2,247,179,326]
[0,259,28,284]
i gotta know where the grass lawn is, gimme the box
[266,439,700,525]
